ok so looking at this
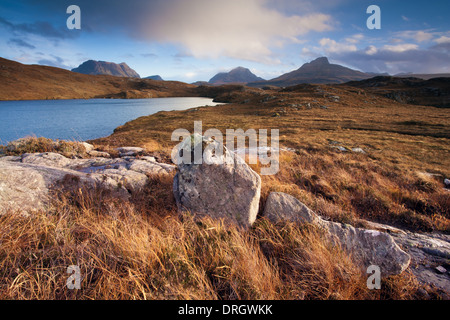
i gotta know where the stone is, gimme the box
[444,178,450,188]
[116,147,144,157]
[0,161,128,216]
[21,152,72,168]
[173,134,261,229]
[101,168,148,192]
[263,192,411,277]
[81,142,95,153]
[435,266,447,274]
[128,159,175,175]
[352,148,366,154]
[88,150,111,158]
[263,192,321,225]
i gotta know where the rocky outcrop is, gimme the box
[263,192,411,277]
[0,148,175,215]
[173,134,261,229]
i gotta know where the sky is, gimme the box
[0,0,449,82]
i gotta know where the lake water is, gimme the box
[0,97,221,144]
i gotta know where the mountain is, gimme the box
[248,57,371,87]
[209,67,264,85]
[72,60,140,78]
[0,57,196,100]
[145,75,164,81]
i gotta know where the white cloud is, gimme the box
[137,0,333,64]
[434,36,450,44]
[365,45,377,55]
[394,30,434,43]
[345,34,364,44]
[319,38,357,53]
[401,15,409,21]
[382,43,419,53]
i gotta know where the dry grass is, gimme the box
[4,136,89,158]
[0,176,425,300]
[92,86,450,232]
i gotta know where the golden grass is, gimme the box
[92,86,450,232]
[0,176,425,300]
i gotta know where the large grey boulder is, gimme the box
[263,192,411,277]
[173,134,261,229]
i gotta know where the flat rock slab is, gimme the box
[0,150,176,215]
[0,161,128,215]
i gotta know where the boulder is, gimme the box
[173,134,261,229]
[263,192,411,277]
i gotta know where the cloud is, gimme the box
[37,55,71,69]
[141,53,158,58]
[319,38,357,54]
[0,16,77,40]
[394,30,434,43]
[326,43,450,74]
[401,15,409,22]
[382,43,419,53]
[434,35,450,44]
[8,38,36,49]
[28,0,333,64]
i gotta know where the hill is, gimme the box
[209,67,264,85]
[344,76,450,107]
[396,73,450,80]
[0,57,196,100]
[145,75,164,81]
[71,60,141,78]
[248,57,370,87]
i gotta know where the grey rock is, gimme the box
[81,142,95,153]
[88,150,111,158]
[173,134,261,229]
[101,168,148,192]
[0,161,128,216]
[436,266,447,274]
[128,159,175,175]
[116,147,144,157]
[263,192,411,277]
[352,147,366,154]
[263,192,321,225]
[444,178,450,188]
[21,152,72,168]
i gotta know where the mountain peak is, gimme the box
[309,57,330,65]
[71,60,140,78]
[209,67,264,85]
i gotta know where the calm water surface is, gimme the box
[0,97,221,143]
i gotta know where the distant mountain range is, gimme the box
[208,67,264,85]
[72,60,141,78]
[248,57,371,87]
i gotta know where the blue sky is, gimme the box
[1,0,449,82]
